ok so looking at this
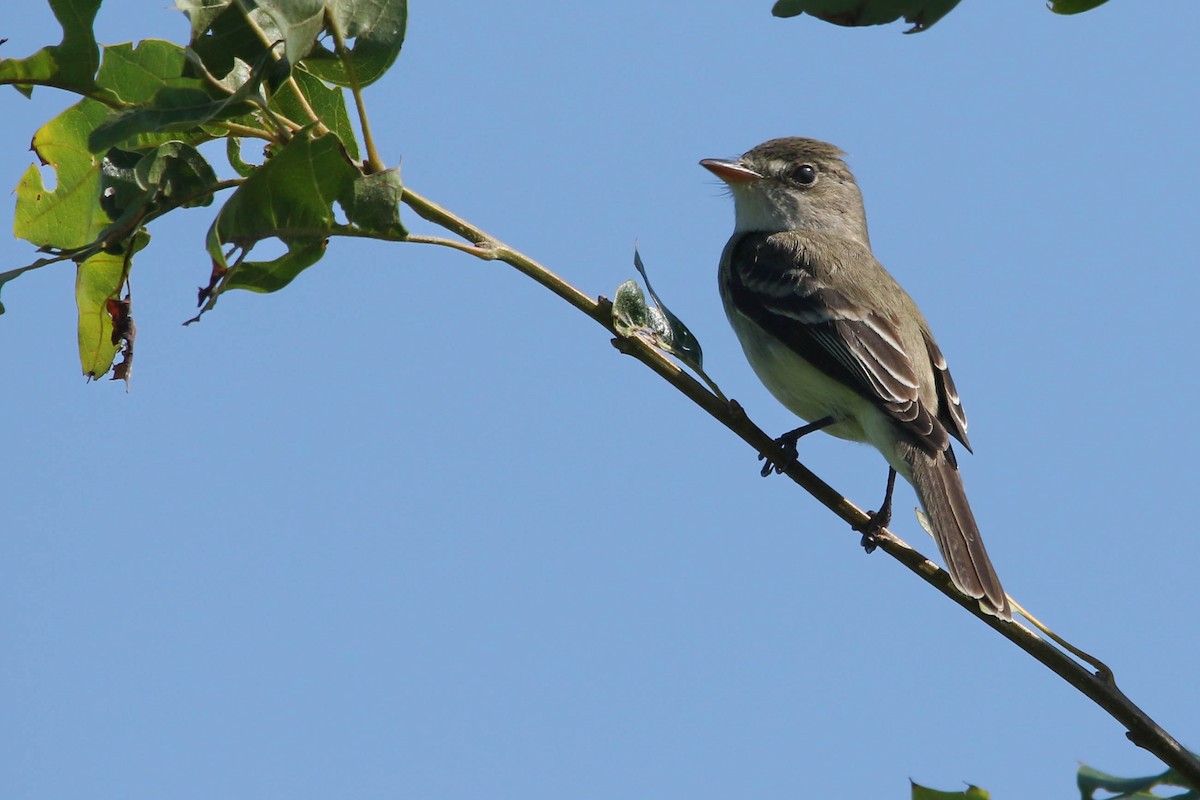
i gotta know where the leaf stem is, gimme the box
[279,75,330,136]
[218,121,277,140]
[325,11,384,173]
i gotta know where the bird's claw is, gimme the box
[758,437,799,478]
[853,508,892,554]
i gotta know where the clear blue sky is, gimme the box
[4,2,1199,797]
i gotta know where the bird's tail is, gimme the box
[907,449,1011,620]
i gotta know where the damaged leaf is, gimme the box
[106,295,135,387]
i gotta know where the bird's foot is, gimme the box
[853,467,897,554]
[758,436,799,477]
[757,416,836,478]
[853,508,892,554]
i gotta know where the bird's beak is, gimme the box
[700,158,762,184]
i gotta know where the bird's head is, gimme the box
[701,137,870,246]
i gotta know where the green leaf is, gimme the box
[177,0,323,85]
[225,239,328,293]
[87,55,267,153]
[272,66,360,160]
[93,40,241,154]
[250,0,326,69]
[99,142,219,234]
[202,133,358,303]
[911,781,989,800]
[196,133,403,312]
[633,247,704,370]
[179,0,273,82]
[95,40,197,105]
[208,133,358,260]
[75,250,126,378]
[8,94,217,357]
[771,0,961,32]
[0,0,110,99]
[1048,0,1110,13]
[176,0,234,40]
[89,37,356,157]
[614,249,726,401]
[70,39,251,154]
[225,137,258,177]
[15,99,112,250]
[345,168,403,234]
[303,0,407,88]
[1076,761,1195,799]
[134,142,220,209]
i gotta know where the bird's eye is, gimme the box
[790,164,818,186]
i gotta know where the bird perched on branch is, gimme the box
[702,137,1010,620]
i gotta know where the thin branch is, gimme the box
[401,188,603,321]
[398,183,1200,787]
[400,234,499,258]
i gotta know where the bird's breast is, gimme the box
[725,306,874,445]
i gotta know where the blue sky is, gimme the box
[4,2,1199,797]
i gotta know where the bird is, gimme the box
[701,137,1010,620]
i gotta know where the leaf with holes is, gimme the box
[15,99,111,250]
[0,0,109,99]
[178,0,323,85]
[303,0,407,88]
[201,133,357,308]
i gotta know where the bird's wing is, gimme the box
[922,330,971,453]
[725,232,953,456]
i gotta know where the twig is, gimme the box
[401,188,603,322]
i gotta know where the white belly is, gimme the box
[728,310,913,478]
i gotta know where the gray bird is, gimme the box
[702,137,1010,620]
